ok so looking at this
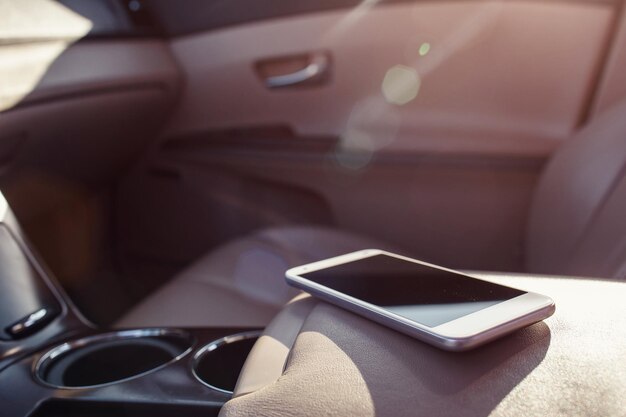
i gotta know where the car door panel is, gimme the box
[117,0,618,274]
[165,1,613,145]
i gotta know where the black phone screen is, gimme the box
[300,254,526,327]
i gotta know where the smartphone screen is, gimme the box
[299,254,526,327]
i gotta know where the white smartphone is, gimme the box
[285,249,555,351]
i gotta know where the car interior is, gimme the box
[1,0,626,416]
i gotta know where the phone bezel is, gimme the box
[285,249,555,351]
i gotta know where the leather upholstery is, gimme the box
[221,274,626,417]
[117,226,399,328]
[119,99,626,328]
[527,99,626,278]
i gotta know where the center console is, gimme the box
[0,194,260,417]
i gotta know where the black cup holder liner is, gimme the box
[192,331,261,394]
[36,329,193,388]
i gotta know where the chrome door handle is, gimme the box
[263,53,330,88]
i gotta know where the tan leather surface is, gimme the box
[0,39,179,112]
[527,99,626,278]
[121,94,626,326]
[221,274,626,417]
[1,1,179,111]
[117,226,399,328]
[234,294,317,397]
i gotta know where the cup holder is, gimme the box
[192,331,261,394]
[35,329,193,389]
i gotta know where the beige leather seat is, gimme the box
[117,226,400,328]
[118,100,626,328]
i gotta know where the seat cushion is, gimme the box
[116,225,400,328]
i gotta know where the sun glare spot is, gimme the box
[381,65,421,106]
[418,42,431,56]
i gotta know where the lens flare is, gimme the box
[381,65,421,106]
